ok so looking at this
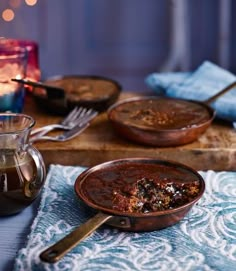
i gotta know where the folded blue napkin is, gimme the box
[13,165,236,271]
[146,61,236,122]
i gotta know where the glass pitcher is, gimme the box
[0,113,46,215]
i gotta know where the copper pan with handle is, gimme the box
[40,158,205,263]
[107,81,236,147]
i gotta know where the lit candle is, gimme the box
[2,39,41,91]
[0,44,28,113]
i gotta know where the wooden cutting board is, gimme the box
[24,92,236,171]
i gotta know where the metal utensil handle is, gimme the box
[11,78,61,91]
[31,124,70,136]
[40,212,112,263]
[204,81,236,105]
[29,122,89,143]
[11,78,65,99]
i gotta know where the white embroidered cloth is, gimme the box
[14,165,236,271]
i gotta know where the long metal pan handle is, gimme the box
[204,81,236,105]
[11,78,65,99]
[40,212,112,263]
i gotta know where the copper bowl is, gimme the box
[32,75,122,115]
[75,158,205,232]
[107,96,215,146]
[40,158,205,263]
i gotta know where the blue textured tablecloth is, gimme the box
[13,165,236,271]
[146,61,236,122]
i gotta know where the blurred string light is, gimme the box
[10,0,21,8]
[25,0,37,6]
[1,0,38,22]
[2,8,14,21]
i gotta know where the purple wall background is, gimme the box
[0,0,235,91]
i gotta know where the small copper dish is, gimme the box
[40,158,205,263]
[107,80,236,147]
[32,75,122,115]
[107,96,215,146]
[75,158,205,232]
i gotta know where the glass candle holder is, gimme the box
[1,39,41,91]
[0,43,28,113]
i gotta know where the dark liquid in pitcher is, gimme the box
[0,149,38,215]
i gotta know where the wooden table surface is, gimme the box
[24,92,236,171]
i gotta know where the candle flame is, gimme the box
[15,74,23,80]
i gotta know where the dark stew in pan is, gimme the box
[81,162,201,214]
[108,98,212,130]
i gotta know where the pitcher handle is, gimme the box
[23,146,46,198]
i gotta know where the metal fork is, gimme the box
[30,107,89,136]
[30,109,98,143]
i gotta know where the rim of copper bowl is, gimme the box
[107,96,215,132]
[44,74,122,102]
[75,157,205,218]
